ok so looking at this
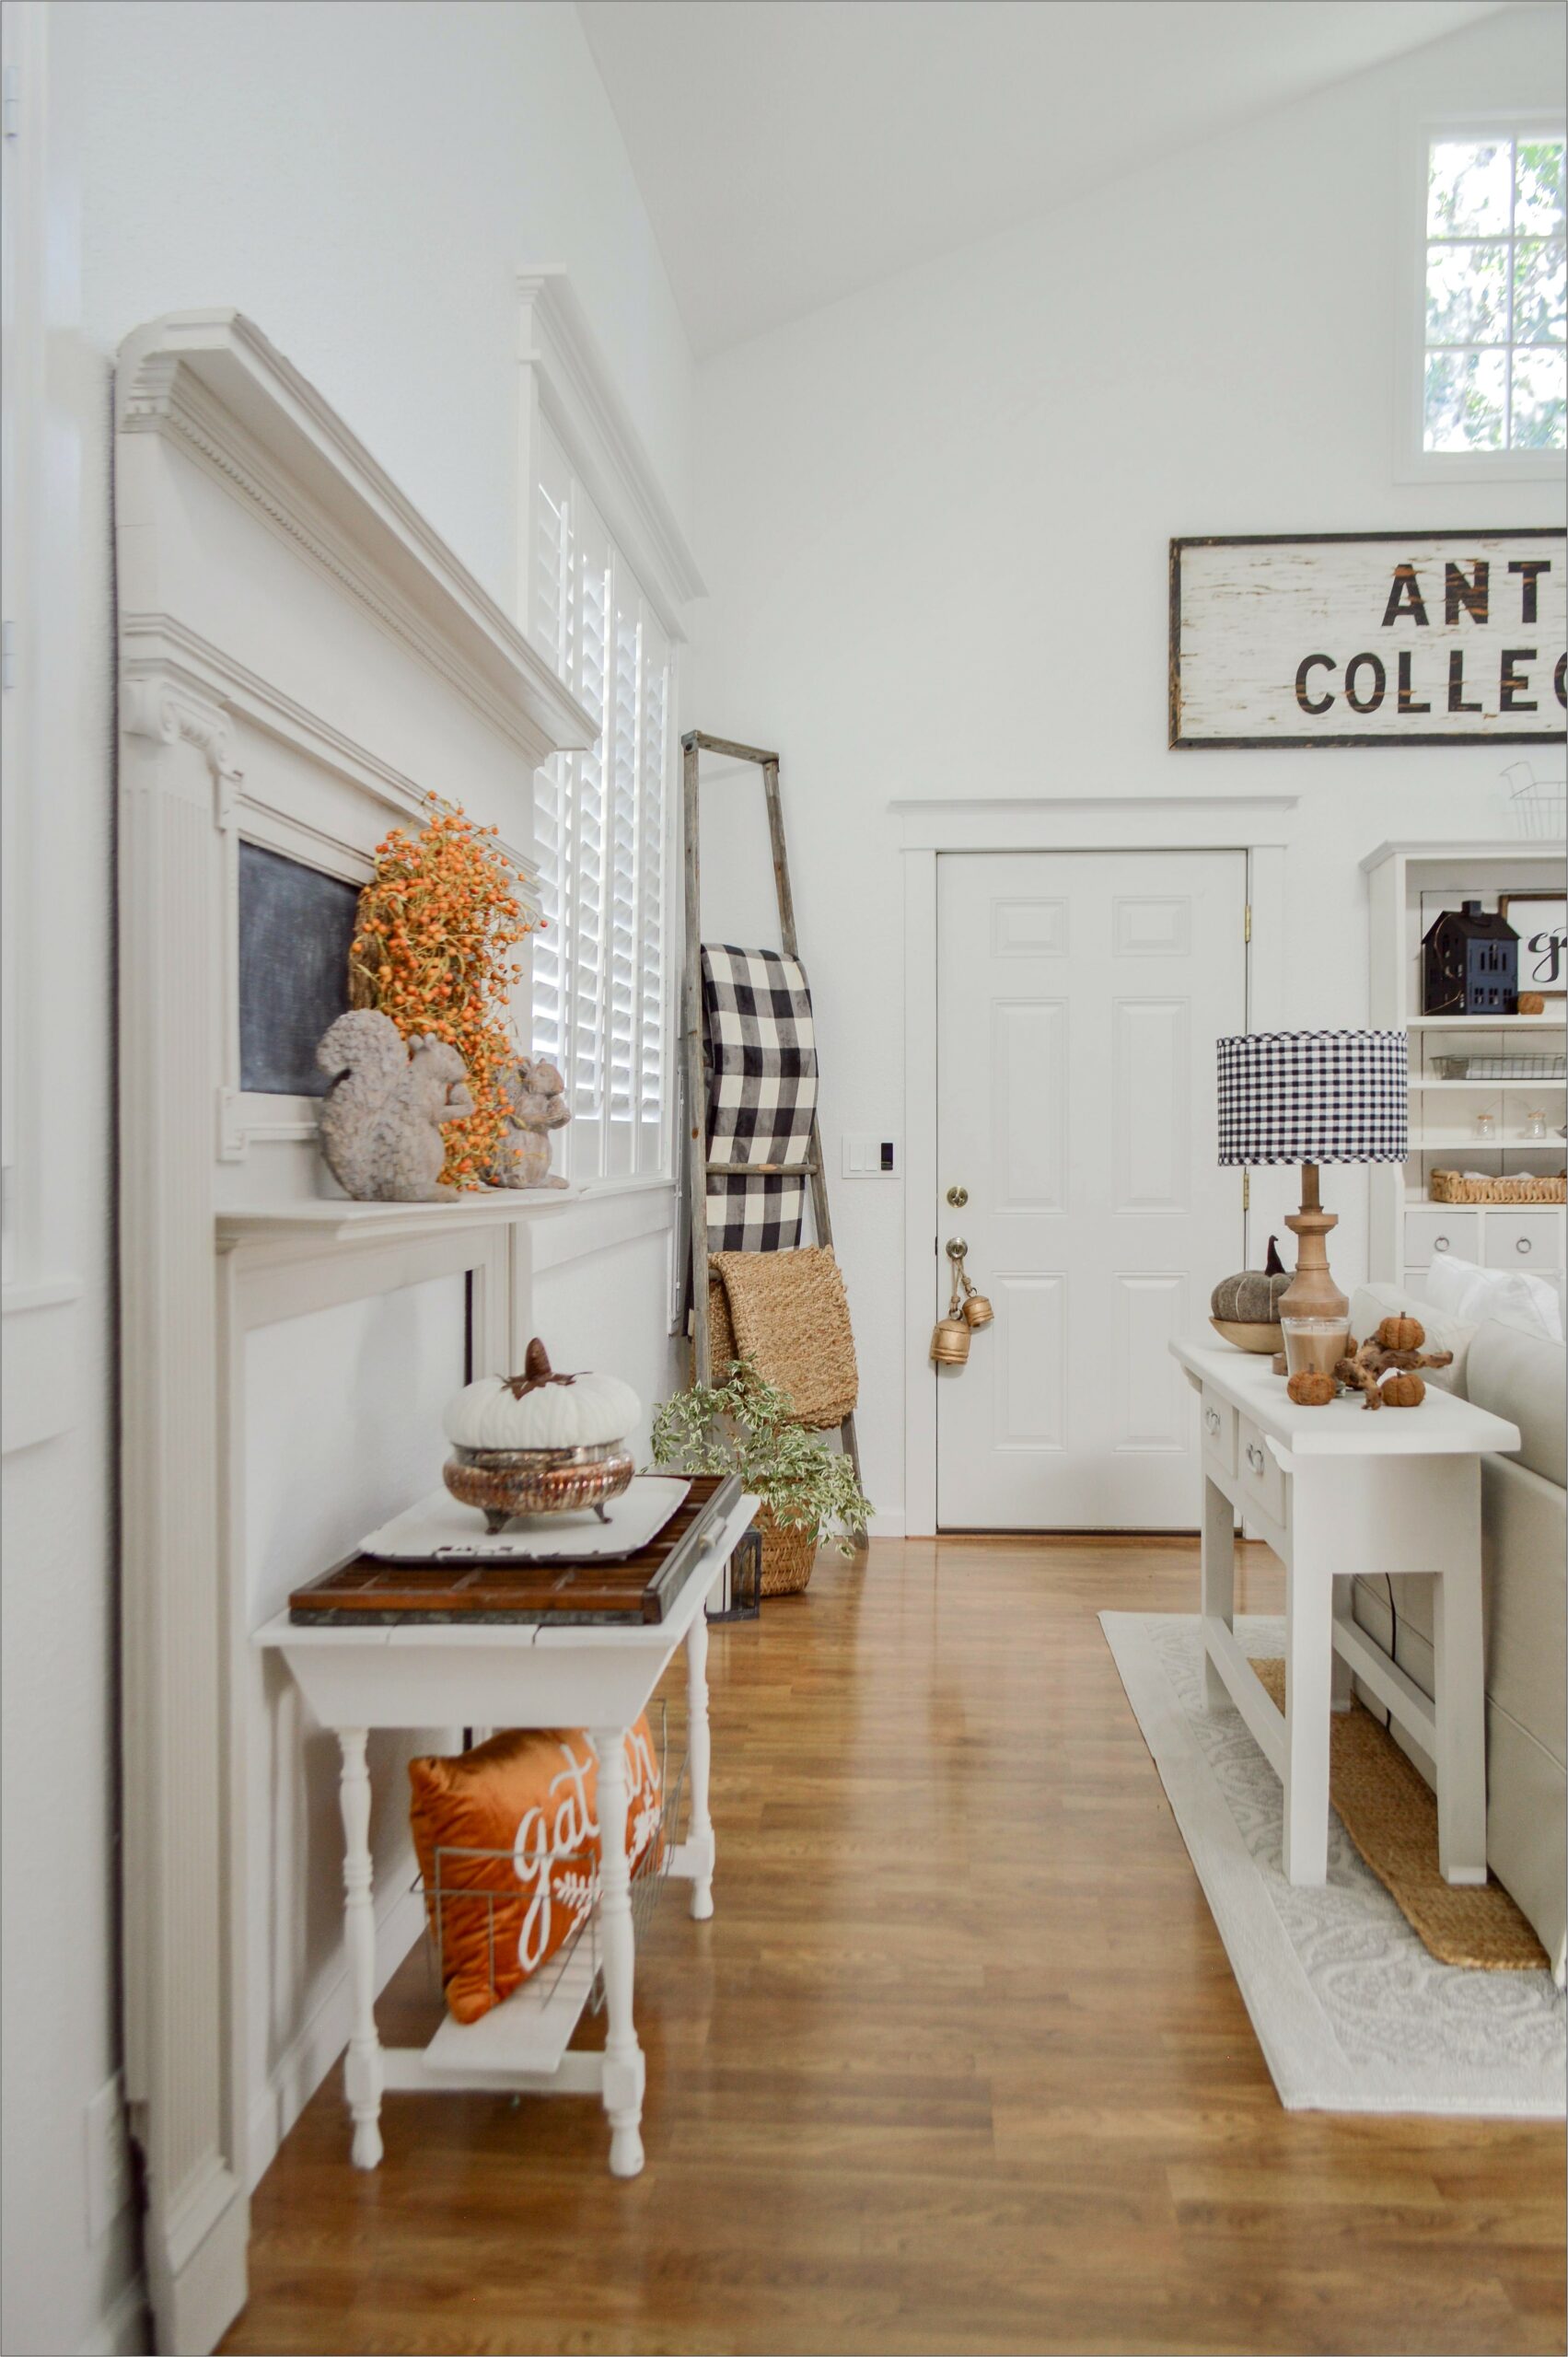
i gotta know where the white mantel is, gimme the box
[116,314,594,2355]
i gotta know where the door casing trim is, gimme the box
[900,797,1295,1537]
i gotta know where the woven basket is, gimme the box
[754,1505,817,1596]
[1428,1168,1566,1204]
[701,1248,858,1429]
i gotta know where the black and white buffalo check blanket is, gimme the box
[701,944,819,1250]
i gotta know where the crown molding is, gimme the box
[117,310,595,766]
[517,269,705,637]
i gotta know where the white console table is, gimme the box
[255,1489,756,2179]
[1170,1341,1521,1887]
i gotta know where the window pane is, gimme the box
[1513,238,1566,343]
[1425,240,1509,343]
[1423,347,1507,450]
[1428,140,1512,238]
[1511,344,1568,448]
[1515,138,1565,236]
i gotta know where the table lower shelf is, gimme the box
[382,1839,711,2096]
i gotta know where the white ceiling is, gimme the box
[576,0,1507,357]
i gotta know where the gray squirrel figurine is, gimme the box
[316,1010,473,1201]
[485,1055,572,1189]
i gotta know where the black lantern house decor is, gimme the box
[1422,900,1519,1017]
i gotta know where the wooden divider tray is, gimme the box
[289,1473,743,1627]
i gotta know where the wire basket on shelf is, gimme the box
[1503,761,1567,843]
[1431,1052,1566,1080]
[415,1701,689,2022]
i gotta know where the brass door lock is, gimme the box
[946,1183,969,1208]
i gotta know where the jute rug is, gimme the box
[1101,1611,1564,2116]
[1250,1658,1547,1972]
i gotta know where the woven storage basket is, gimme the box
[700,1248,858,1429]
[1429,1168,1566,1204]
[753,1504,817,1596]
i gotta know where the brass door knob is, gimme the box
[946,1236,969,1260]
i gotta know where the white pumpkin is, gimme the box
[444,1339,639,1454]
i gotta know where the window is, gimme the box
[1422,129,1565,456]
[530,419,672,1183]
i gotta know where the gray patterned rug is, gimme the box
[1101,1611,1565,2116]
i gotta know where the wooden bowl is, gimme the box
[1209,1317,1283,1354]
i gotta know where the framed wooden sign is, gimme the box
[1170,528,1566,749]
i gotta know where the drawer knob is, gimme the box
[1204,1407,1220,1435]
[1516,1237,1532,1256]
[1246,1442,1266,1476]
[1434,1235,1450,1251]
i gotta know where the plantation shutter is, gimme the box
[569,494,612,1177]
[529,424,574,1077]
[636,614,670,1174]
[528,433,673,1186]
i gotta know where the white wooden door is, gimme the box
[935,851,1247,1528]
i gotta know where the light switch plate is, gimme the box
[842,1135,900,1178]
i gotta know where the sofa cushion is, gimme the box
[1347,1283,1474,1394]
[1420,1251,1562,1343]
[1466,1318,1567,1487]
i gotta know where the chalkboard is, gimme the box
[238,842,361,1097]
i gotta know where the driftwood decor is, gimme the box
[1170,528,1566,748]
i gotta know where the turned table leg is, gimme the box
[592,1725,646,2178]
[337,1727,384,2168]
[685,1604,716,1920]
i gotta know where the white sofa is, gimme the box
[1349,1280,1565,1984]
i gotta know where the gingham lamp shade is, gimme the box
[1216,1030,1408,1166]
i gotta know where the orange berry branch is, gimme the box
[348,796,540,1188]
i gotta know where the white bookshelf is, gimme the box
[1362,840,1566,1287]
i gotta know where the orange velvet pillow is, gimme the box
[409,1719,662,2024]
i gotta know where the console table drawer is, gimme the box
[1201,1388,1237,1477]
[1237,1415,1285,1527]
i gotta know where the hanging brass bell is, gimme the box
[961,1288,994,1329]
[931,1314,971,1364]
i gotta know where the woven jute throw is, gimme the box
[704,1246,858,1430]
[1252,1659,1548,1971]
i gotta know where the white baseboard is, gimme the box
[79,2274,150,2357]
[246,1880,427,2191]
[865,1515,905,1539]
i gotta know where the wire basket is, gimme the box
[1431,1052,1566,1080]
[415,1701,689,2020]
[1503,761,1567,842]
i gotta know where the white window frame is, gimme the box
[517,271,704,1194]
[1397,106,1567,485]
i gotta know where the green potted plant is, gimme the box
[650,1359,872,1595]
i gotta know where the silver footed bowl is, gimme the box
[443,1441,635,1533]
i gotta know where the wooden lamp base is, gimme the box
[1278,1162,1348,1324]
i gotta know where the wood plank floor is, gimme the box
[225,1538,1566,2357]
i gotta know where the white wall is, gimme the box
[1,8,691,2352]
[690,3,1567,1528]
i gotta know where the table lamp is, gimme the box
[1216,1030,1408,1322]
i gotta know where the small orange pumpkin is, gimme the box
[1287,1370,1337,1407]
[1381,1372,1426,1408]
[1376,1315,1425,1353]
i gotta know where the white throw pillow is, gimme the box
[1418,1252,1560,1341]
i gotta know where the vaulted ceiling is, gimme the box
[576,0,1509,357]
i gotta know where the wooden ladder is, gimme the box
[679,731,866,1515]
